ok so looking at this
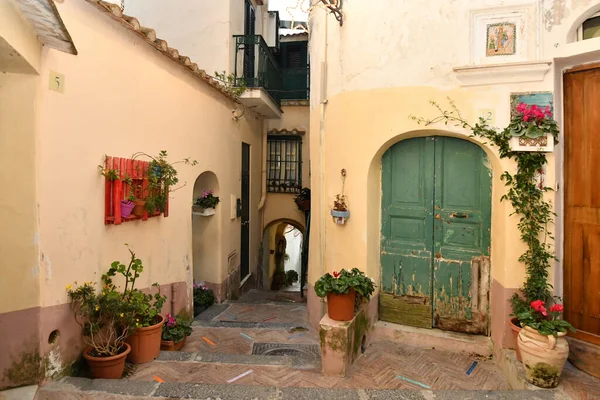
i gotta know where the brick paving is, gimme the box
[129,339,510,391]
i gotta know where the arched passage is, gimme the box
[192,171,221,285]
[260,219,305,292]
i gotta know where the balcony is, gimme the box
[234,35,283,119]
[281,67,310,101]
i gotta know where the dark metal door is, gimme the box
[241,143,251,281]
[243,0,256,82]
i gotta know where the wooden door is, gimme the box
[380,137,492,334]
[564,65,600,345]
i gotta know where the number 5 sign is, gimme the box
[48,71,65,93]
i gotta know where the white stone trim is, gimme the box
[453,60,551,87]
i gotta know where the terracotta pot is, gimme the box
[83,343,131,379]
[327,289,355,321]
[518,326,569,388]
[510,318,523,362]
[127,315,164,364]
[161,336,187,351]
[132,200,146,217]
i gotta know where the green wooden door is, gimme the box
[380,137,491,334]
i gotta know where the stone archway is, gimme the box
[260,220,304,292]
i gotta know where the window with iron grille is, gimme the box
[267,134,302,193]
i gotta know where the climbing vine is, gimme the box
[411,98,559,316]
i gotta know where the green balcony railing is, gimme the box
[281,67,310,100]
[234,35,283,106]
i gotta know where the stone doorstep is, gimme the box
[0,384,38,400]
[372,321,493,357]
[497,348,572,399]
[155,350,320,369]
[35,378,566,400]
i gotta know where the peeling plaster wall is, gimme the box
[306,0,600,344]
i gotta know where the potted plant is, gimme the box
[294,188,311,212]
[331,194,350,225]
[508,103,558,152]
[285,270,299,287]
[193,282,215,316]
[516,300,574,388]
[161,313,193,351]
[314,268,375,321]
[102,247,167,364]
[98,164,136,218]
[67,282,134,379]
[193,189,220,216]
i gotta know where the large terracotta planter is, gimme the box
[127,315,164,364]
[132,200,146,217]
[327,289,355,321]
[161,336,187,351]
[518,326,569,388]
[83,343,131,379]
[510,318,523,362]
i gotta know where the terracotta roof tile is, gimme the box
[85,0,237,102]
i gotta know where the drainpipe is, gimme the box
[258,126,268,211]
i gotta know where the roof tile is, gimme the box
[85,0,236,102]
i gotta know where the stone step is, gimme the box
[373,321,493,356]
[36,377,565,400]
[155,350,320,369]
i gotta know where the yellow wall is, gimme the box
[0,72,40,313]
[29,0,262,307]
[308,86,556,294]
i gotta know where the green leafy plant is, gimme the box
[101,246,167,327]
[98,157,120,181]
[508,103,559,141]
[517,300,574,336]
[161,313,193,343]
[285,270,299,286]
[215,71,247,99]
[193,283,215,316]
[411,98,559,321]
[67,281,134,357]
[194,189,220,210]
[314,268,375,300]
[129,151,197,214]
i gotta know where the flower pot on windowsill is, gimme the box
[331,209,350,225]
[121,200,135,218]
[327,289,356,321]
[160,336,187,352]
[509,135,554,152]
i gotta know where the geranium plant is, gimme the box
[194,189,220,211]
[314,268,375,299]
[517,300,574,337]
[508,103,559,142]
[161,313,193,343]
[67,281,135,357]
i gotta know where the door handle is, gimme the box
[451,213,468,219]
[241,221,249,227]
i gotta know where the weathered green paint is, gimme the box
[380,137,491,334]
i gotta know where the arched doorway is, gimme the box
[379,136,492,334]
[261,221,304,293]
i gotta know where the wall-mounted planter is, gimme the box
[192,205,215,216]
[331,209,350,225]
[510,135,554,152]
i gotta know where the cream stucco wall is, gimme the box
[0,0,41,73]
[0,72,40,314]
[33,0,263,307]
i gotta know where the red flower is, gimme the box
[544,106,552,118]
[550,304,564,313]
[523,114,530,122]
[332,271,340,278]
[516,103,527,113]
[531,300,548,316]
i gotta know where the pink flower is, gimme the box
[166,313,177,328]
[523,114,530,122]
[332,271,340,278]
[544,106,552,118]
[550,304,564,313]
[209,189,214,194]
[516,103,527,113]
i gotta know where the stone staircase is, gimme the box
[31,291,584,399]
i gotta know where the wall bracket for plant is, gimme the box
[318,0,343,26]
[331,168,349,224]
